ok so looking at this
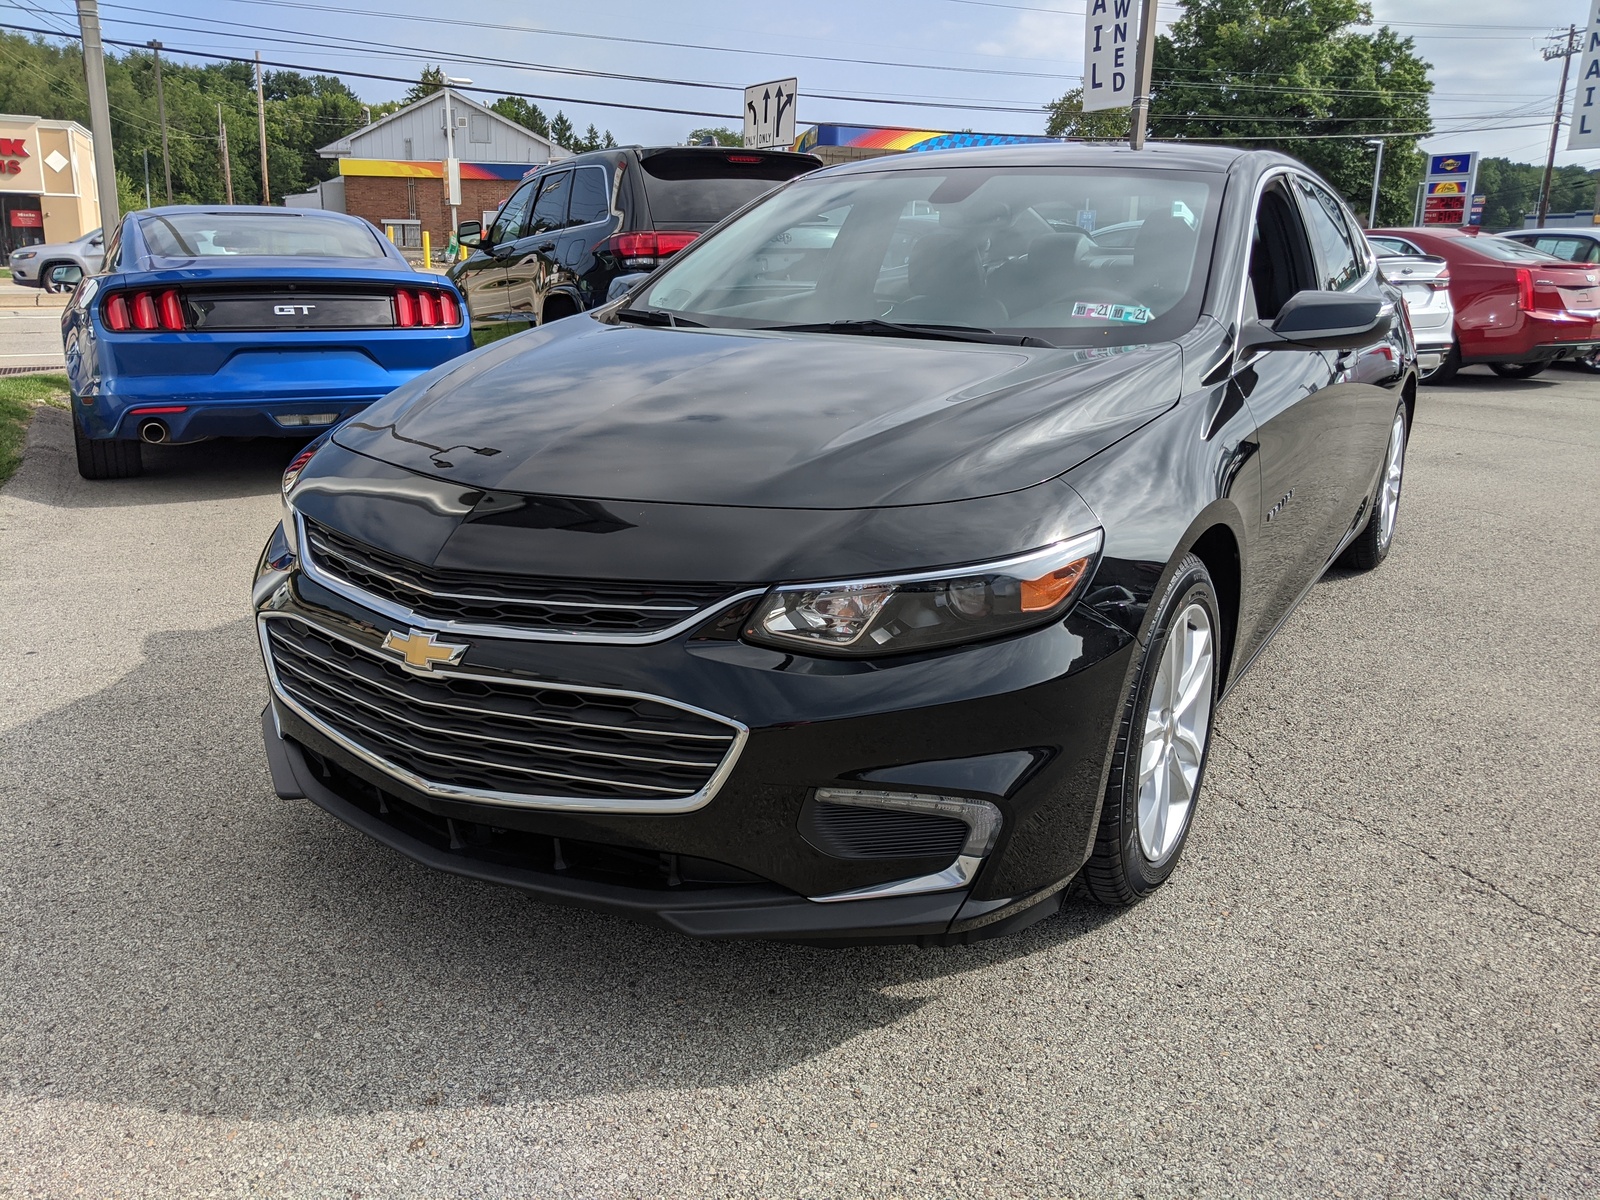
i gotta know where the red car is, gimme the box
[1368,226,1600,382]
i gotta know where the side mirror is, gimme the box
[457,220,482,249]
[1239,290,1391,354]
[47,263,84,290]
[604,272,651,305]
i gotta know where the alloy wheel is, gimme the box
[1136,602,1214,866]
[1378,410,1406,550]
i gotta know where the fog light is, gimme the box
[813,788,1002,857]
[276,413,339,428]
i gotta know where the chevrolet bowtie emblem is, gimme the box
[381,629,468,671]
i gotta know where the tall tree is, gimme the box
[490,96,549,138]
[403,65,447,106]
[686,126,742,147]
[1044,90,1130,141]
[548,111,576,150]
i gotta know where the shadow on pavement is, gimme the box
[6,407,304,509]
[0,618,1117,1119]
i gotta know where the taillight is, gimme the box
[1515,268,1534,311]
[393,288,459,328]
[1427,270,1450,291]
[726,154,763,163]
[599,230,699,268]
[103,288,186,332]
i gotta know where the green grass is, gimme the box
[0,267,11,279]
[0,373,70,486]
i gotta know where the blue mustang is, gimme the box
[59,206,473,479]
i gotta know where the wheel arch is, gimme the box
[1183,519,1243,695]
[538,289,584,324]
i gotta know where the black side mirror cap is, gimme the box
[457,220,482,249]
[1240,290,1392,354]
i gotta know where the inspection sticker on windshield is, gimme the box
[1072,302,1153,324]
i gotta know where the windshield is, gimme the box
[634,165,1221,347]
[138,212,386,259]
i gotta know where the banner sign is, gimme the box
[1422,151,1479,227]
[1570,2,1600,150]
[1083,0,1139,112]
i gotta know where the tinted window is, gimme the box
[567,166,611,227]
[137,212,385,258]
[1294,177,1362,290]
[1468,236,1567,263]
[490,179,538,245]
[639,152,814,227]
[641,165,1220,347]
[529,171,571,234]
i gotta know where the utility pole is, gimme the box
[142,148,150,208]
[1129,0,1160,150]
[148,41,172,204]
[1365,138,1386,227]
[255,51,271,204]
[1539,25,1582,228]
[217,104,234,205]
[74,0,120,232]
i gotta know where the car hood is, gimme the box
[332,315,1182,509]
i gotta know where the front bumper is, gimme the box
[253,530,1136,942]
[8,259,37,284]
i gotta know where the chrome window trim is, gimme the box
[295,511,767,645]
[259,611,749,814]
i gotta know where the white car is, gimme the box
[7,227,103,290]
[1369,235,1455,383]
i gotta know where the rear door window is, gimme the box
[567,166,611,228]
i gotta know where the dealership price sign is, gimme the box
[1083,0,1138,111]
[1570,3,1600,149]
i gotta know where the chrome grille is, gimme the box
[301,517,742,637]
[261,615,745,812]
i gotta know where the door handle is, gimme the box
[536,241,557,253]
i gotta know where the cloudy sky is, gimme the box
[0,0,1586,167]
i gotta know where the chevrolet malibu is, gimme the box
[256,145,1415,943]
[60,206,471,479]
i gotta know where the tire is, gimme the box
[1422,342,1460,385]
[73,414,143,479]
[1338,402,1407,572]
[1083,555,1219,905]
[1489,361,1549,379]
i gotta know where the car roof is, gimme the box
[816,141,1255,177]
[130,205,374,227]
[1503,227,1600,238]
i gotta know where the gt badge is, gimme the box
[381,629,468,671]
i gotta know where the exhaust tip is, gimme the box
[138,419,169,444]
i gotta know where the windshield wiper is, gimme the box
[613,307,705,328]
[769,319,1053,348]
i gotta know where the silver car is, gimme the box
[7,227,103,291]
[1370,235,1455,383]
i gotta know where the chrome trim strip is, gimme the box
[259,611,749,813]
[295,512,768,645]
[809,855,984,903]
[271,656,724,770]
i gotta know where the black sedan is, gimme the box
[255,144,1414,943]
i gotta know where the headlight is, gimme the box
[11,250,36,260]
[745,529,1102,657]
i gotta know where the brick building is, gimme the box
[298,89,565,258]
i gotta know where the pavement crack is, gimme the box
[1211,732,1598,939]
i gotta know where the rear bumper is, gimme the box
[1462,311,1600,364]
[94,395,388,441]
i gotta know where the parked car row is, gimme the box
[1370,225,1600,382]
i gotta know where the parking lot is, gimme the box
[0,370,1595,1197]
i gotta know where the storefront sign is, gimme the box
[0,136,28,176]
[1083,0,1138,112]
[1570,2,1600,150]
[10,209,42,227]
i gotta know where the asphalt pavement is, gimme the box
[0,370,1595,1198]
[0,279,69,372]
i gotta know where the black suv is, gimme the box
[449,145,821,343]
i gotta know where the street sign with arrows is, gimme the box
[743,78,798,149]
